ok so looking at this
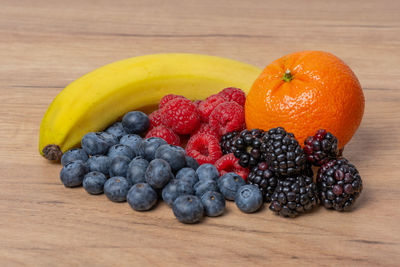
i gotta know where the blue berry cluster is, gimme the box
[59,110,265,224]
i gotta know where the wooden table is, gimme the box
[1,0,399,265]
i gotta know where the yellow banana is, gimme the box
[39,53,261,161]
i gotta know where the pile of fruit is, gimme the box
[58,86,363,223]
[41,51,365,224]
[59,90,266,223]
[222,127,363,216]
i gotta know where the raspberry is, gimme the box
[209,102,245,136]
[218,87,246,106]
[161,98,201,135]
[193,100,202,108]
[190,123,219,138]
[214,153,249,180]
[145,125,180,146]
[148,109,164,129]
[198,95,226,122]
[159,94,186,109]
[186,134,222,165]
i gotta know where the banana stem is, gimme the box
[43,145,62,161]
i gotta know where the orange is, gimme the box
[245,51,364,148]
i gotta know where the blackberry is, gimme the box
[220,131,239,154]
[261,127,305,177]
[247,162,277,202]
[231,129,265,168]
[304,129,339,166]
[269,175,318,218]
[317,158,363,211]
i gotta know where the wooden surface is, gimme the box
[1,0,400,266]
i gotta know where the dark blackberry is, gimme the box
[231,129,265,168]
[220,131,239,154]
[269,175,318,217]
[304,129,339,166]
[261,127,306,177]
[247,162,277,202]
[317,158,363,211]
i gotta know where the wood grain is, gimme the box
[1,0,400,266]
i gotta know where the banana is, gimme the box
[39,53,261,161]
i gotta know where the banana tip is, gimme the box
[43,144,63,161]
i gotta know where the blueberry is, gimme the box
[201,191,225,217]
[235,184,263,213]
[127,183,158,211]
[61,148,88,166]
[162,179,194,207]
[83,171,107,195]
[106,122,127,139]
[122,111,150,134]
[98,132,119,147]
[196,164,219,181]
[172,195,204,224]
[173,145,186,154]
[104,176,131,202]
[109,156,131,177]
[175,167,199,186]
[185,156,199,170]
[155,144,186,172]
[218,172,246,201]
[145,159,173,189]
[60,160,88,187]
[126,157,149,185]
[107,144,134,159]
[140,137,167,161]
[87,155,111,176]
[81,132,117,156]
[193,179,219,198]
[119,134,143,156]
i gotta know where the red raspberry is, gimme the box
[193,100,202,108]
[198,95,226,122]
[148,109,163,129]
[159,94,186,109]
[209,101,245,136]
[214,153,250,180]
[145,125,180,146]
[186,134,222,165]
[218,87,246,106]
[161,98,200,135]
[190,123,219,138]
